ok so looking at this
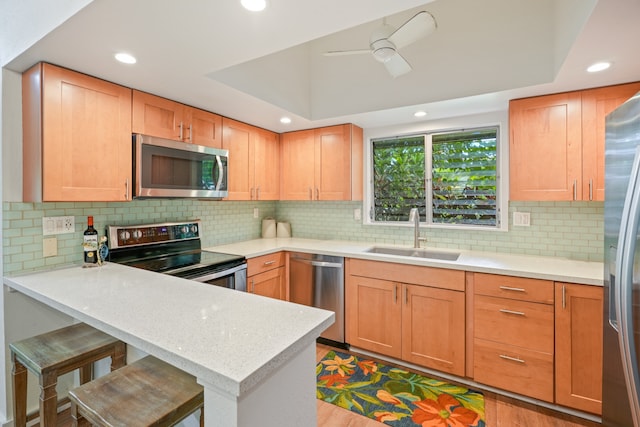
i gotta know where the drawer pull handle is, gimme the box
[499,354,525,364]
[499,286,526,292]
[263,260,276,265]
[499,309,525,316]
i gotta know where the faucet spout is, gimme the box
[409,208,423,248]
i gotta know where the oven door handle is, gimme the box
[190,263,247,283]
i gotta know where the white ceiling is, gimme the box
[4,0,640,133]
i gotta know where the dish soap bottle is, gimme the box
[83,216,98,265]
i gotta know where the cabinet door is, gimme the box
[581,82,640,201]
[253,129,280,200]
[222,118,253,200]
[555,283,603,414]
[346,275,402,358]
[132,91,185,141]
[34,64,132,201]
[402,284,465,375]
[280,130,316,200]
[188,107,222,148]
[509,92,582,201]
[249,267,286,300]
[315,124,352,200]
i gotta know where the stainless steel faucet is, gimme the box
[409,208,427,248]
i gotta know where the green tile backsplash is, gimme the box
[3,200,603,275]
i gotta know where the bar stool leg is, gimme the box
[11,355,27,427]
[111,341,126,370]
[39,371,58,427]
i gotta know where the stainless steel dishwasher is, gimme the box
[289,252,345,345]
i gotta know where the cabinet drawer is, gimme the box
[348,258,465,291]
[247,252,285,276]
[474,338,553,402]
[474,295,554,353]
[474,273,554,304]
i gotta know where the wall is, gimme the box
[3,200,276,275]
[4,199,602,276]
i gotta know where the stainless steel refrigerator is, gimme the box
[604,90,640,426]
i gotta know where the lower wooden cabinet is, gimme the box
[555,282,603,415]
[472,273,555,402]
[247,252,286,300]
[346,259,465,376]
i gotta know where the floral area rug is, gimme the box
[316,350,485,427]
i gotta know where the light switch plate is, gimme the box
[43,216,75,235]
[513,211,531,227]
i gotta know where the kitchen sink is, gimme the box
[365,246,460,261]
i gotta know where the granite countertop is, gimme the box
[205,238,603,286]
[3,263,334,396]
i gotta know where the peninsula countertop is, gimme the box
[3,262,334,397]
[205,238,603,286]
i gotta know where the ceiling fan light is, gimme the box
[241,0,266,12]
[373,47,396,63]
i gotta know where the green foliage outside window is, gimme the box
[372,127,499,227]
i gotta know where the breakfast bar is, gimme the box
[4,263,334,427]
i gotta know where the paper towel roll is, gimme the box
[277,222,291,238]
[262,218,276,238]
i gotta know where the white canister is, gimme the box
[261,218,276,238]
[276,222,291,238]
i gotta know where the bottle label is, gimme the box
[83,235,98,251]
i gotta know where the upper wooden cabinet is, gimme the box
[22,63,132,202]
[222,118,279,200]
[132,90,222,148]
[509,82,640,201]
[280,124,363,201]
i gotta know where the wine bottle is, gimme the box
[83,216,98,265]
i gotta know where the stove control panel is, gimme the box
[107,220,202,249]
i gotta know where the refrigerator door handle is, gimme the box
[615,145,640,427]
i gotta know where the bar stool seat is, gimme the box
[10,323,126,427]
[69,355,204,427]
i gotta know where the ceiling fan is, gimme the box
[323,11,437,78]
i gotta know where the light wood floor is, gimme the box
[53,343,601,427]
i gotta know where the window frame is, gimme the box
[364,122,508,232]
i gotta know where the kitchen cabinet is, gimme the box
[280,124,363,201]
[555,282,603,415]
[22,63,132,202]
[472,273,554,402]
[247,252,286,300]
[346,259,465,376]
[222,119,279,200]
[509,82,640,201]
[132,90,222,148]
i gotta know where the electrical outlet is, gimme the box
[42,216,75,235]
[253,208,259,219]
[354,208,361,221]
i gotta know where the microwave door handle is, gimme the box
[216,155,224,190]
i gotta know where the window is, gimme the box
[371,126,500,228]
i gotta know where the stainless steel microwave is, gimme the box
[132,134,228,199]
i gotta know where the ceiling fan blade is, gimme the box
[388,11,436,49]
[323,49,371,57]
[383,52,412,78]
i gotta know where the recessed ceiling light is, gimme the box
[587,62,611,73]
[414,111,427,118]
[115,53,136,64]
[241,0,266,11]
[280,117,292,124]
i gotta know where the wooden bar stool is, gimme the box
[69,355,204,427]
[10,323,126,427]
